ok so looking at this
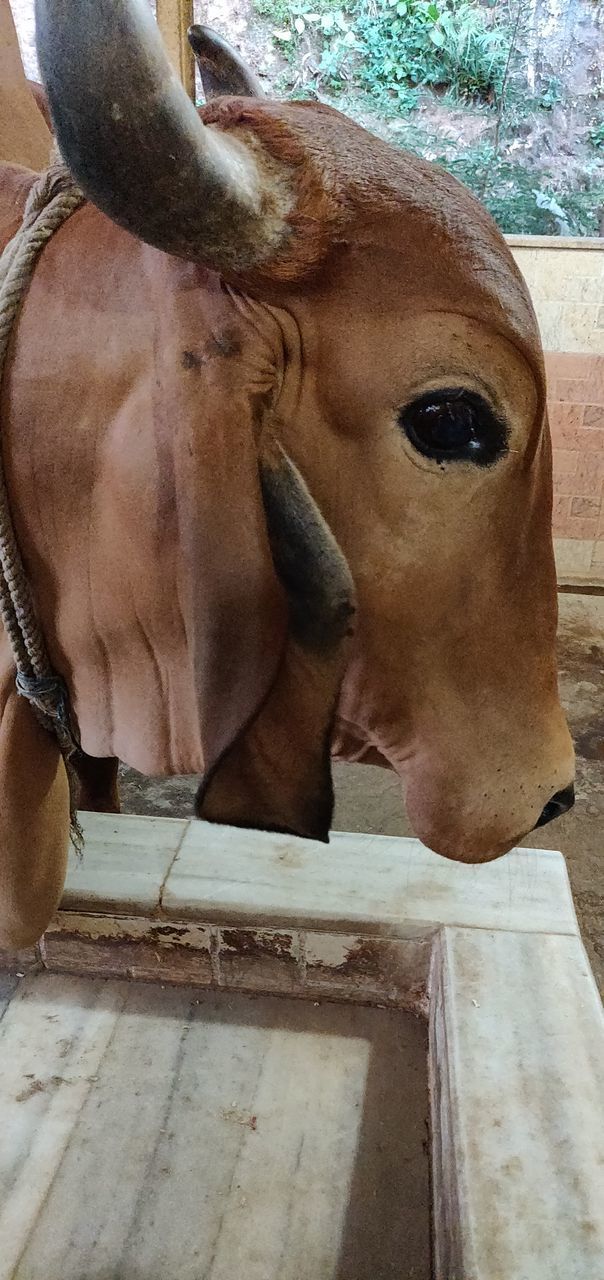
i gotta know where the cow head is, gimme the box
[35,0,574,862]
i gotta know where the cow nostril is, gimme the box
[534,783,575,830]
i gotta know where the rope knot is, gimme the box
[16,671,73,740]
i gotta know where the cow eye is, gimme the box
[399,389,508,467]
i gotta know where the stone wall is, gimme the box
[509,237,604,585]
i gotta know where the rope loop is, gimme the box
[0,157,86,851]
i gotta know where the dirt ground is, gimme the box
[118,592,604,997]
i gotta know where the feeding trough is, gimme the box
[1,813,602,1279]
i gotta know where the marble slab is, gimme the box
[163,823,578,935]
[430,927,604,1280]
[0,973,430,1280]
[61,814,579,938]
[62,812,187,915]
[2,815,602,1279]
[40,817,579,1013]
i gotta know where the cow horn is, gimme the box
[34,0,290,272]
[188,25,265,100]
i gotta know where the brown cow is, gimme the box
[0,0,574,947]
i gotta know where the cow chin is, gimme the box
[402,767,553,865]
[410,823,519,865]
[404,798,525,863]
[332,721,538,861]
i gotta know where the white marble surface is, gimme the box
[3,816,602,1279]
[62,812,187,914]
[62,814,579,938]
[430,927,604,1280]
[0,973,429,1280]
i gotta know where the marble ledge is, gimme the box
[57,813,580,941]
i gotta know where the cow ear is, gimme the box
[187,25,265,100]
[0,682,70,948]
[197,442,355,841]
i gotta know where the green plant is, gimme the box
[358,0,512,102]
[537,76,562,110]
[252,0,293,24]
[254,0,343,21]
[251,0,602,239]
[430,141,604,235]
[254,0,512,104]
[315,10,364,91]
[589,120,604,148]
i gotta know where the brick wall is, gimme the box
[509,238,604,586]
[546,352,604,581]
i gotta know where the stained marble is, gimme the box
[0,976,429,1280]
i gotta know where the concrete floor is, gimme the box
[118,593,604,997]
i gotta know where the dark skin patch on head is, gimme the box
[181,349,204,371]
[181,333,241,373]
